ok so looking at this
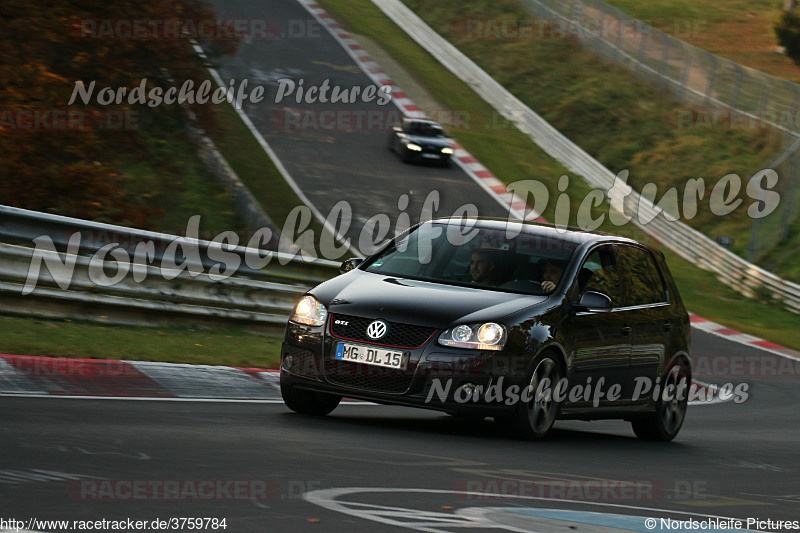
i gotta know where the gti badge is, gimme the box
[366,320,388,340]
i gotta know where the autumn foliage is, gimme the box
[0,0,238,228]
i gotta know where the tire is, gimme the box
[510,354,562,440]
[631,358,691,441]
[281,380,341,416]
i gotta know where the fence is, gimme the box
[373,0,800,314]
[523,0,800,261]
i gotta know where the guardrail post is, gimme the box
[679,43,694,102]
[704,53,718,106]
[658,31,672,89]
[758,74,771,118]
[635,23,649,70]
[781,153,800,241]
[730,64,744,110]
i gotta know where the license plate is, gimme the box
[335,343,407,370]
[421,153,440,159]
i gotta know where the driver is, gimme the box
[470,251,501,285]
[540,260,565,293]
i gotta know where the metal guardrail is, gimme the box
[372,0,800,314]
[0,205,341,326]
[0,204,340,285]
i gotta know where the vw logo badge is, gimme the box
[366,320,388,340]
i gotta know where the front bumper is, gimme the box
[403,147,452,163]
[280,320,524,416]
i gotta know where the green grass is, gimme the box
[581,0,800,83]
[316,0,800,351]
[597,0,778,25]
[0,315,282,368]
[117,109,244,236]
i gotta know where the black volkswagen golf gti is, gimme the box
[280,219,692,441]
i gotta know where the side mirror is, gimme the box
[339,258,363,274]
[576,291,612,311]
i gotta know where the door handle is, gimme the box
[663,321,672,332]
[621,325,632,336]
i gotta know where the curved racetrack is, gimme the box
[2,1,798,531]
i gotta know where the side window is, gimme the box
[615,245,667,306]
[576,246,622,307]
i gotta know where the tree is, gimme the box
[0,0,239,227]
[775,7,800,66]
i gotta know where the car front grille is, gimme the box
[330,314,437,349]
[324,359,413,394]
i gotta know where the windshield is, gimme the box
[363,222,578,295]
[407,122,446,138]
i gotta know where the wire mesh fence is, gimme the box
[524,0,800,262]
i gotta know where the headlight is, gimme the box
[290,295,328,326]
[441,147,453,155]
[406,143,422,151]
[438,322,506,351]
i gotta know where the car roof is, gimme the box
[427,217,642,248]
[405,118,442,127]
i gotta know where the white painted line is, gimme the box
[0,393,376,405]
[305,487,759,531]
[190,40,360,258]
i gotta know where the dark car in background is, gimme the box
[280,219,692,441]
[388,118,453,165]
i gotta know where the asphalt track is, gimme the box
[2,1,798,532]
[1,329,799,532]
[203,0,512,254]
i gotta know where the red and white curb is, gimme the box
[0,355,280,400]
[689,314,798,359]
[0,353,717,405]
[297,0,544,223]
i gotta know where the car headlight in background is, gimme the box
[406,143,422,152]
[438,322,506,351]
[291,295,328,326]
[441,147,453,155]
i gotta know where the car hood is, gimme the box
[312,271,548,329]
[404,134,451,148]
